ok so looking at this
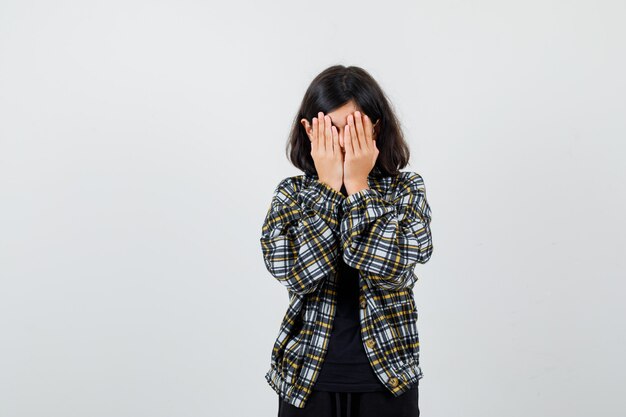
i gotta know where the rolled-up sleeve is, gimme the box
[260,177,345,295]
[340,172,433,290]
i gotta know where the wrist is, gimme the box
[344,181,369,196]
[318,178,343,194]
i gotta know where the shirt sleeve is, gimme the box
[260,176,345,295]
[339,171,433,291]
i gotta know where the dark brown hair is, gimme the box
[286,65,411,178]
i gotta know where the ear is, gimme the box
[372,120,380,140]
[300,118,313,140]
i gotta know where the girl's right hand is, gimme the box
[304,112,343,192]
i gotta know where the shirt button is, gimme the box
[389,377,399,387]
[366,338,376,349]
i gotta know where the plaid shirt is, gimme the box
[260,170,433,409]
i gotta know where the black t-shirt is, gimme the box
[312,184,387,393]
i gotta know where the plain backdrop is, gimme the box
[1,1,625,416]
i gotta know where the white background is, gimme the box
[1,1,625,416]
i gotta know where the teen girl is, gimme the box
[260,65,433,417]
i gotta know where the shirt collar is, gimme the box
[305,166,381,180]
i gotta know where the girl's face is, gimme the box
[300,99,378,148]
[325,100,360,142]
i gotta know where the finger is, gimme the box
[363,114,374,149]
[344,123,354,157]
[362,114,373,135]
[318,111,326,151]
[348,113,360,153]
[325,115,332,153]
[354,111,368,151]
[332,125,340,155]
[311,117,318,151]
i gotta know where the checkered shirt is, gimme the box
[260,170,433,409]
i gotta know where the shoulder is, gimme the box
[275,174,308,190]
[370,171,427,197]
[272,171,427,198]
[399,171,426,191]
[271,175,308,202]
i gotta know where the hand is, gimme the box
[300,111,343,192]
[343,111,378,194]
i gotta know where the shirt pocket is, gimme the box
[383,289,420,362]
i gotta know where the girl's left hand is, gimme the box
[343,111,379,194]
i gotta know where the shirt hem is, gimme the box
[312,382,388,392]
[265,360,424,409]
